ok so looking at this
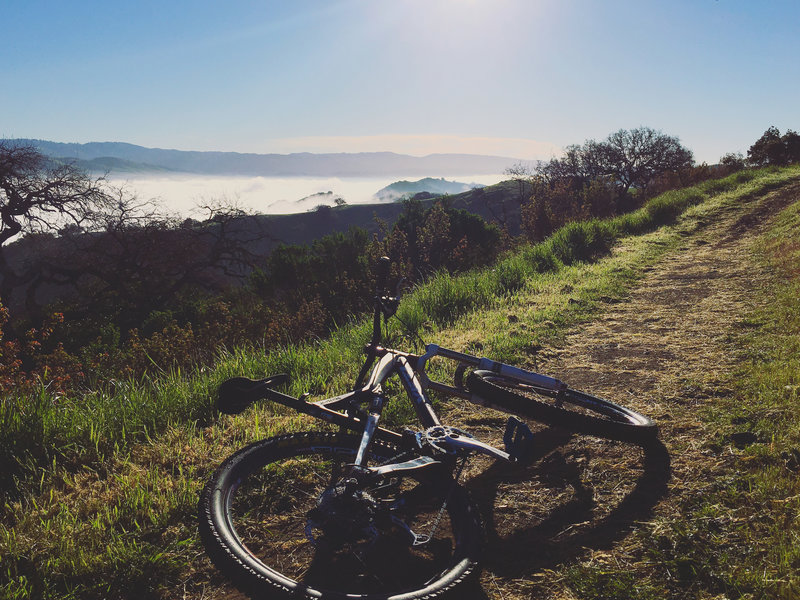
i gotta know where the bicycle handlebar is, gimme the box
[375,255,390,296]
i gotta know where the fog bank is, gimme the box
[108,174,505,217]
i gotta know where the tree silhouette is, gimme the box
[747,126,787,166]
[0,141,114,315]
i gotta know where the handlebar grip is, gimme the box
[376,256,391,293]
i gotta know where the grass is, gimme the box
[634,190,800,600]
[1,165,799,599]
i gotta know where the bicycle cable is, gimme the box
[384,308,428,352]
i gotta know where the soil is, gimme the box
[453,182,800,599]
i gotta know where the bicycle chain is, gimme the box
[417,454,469,545]
[375,443,471,547]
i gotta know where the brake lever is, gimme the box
[380,278,405,318]
[381,295,399,318]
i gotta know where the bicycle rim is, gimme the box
[468,371,656,443]
[199,431,481,599]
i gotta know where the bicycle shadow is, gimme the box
[458,427,671,598]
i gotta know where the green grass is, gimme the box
[1,165,799,599]
[3,167,794,501]
[631,180,800,600]
[565,565,663,600]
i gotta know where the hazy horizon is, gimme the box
[5,2,798,165]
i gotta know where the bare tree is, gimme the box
[537,141,607,189]
[485,162,534,230]
[0,141,271,331]
[504,161,535,204]
[601,127,694,195]
[0,141,114,307]
[536,127,694,198]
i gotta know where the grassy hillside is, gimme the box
[229,178,527,258]
[1,166,799,599]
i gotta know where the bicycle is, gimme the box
[198,257,657,600]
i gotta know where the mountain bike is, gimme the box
[198,257,657,600]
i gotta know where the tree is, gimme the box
[0,142,113,245]
[782,129,800,164]
[48,201,268,335]
[504,162,535,204]
[0,142,272,340]
[535,127,693,205]
[521,194,553,241]
[537,141,607,191]
[0,141,114,311]
[600,127,694,196]
[522,128,693,234]
[719,152,746,172]
[747,126,787,166]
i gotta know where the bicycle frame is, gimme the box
[255,340,569,469]
[249,257,569,469]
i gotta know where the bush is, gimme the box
[545,219,613,265]
[720,152,746,172]
[521,244,560,273]
[494,256,529,294]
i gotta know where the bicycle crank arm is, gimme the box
[369,455,443,477]
[441,433,511,461]
[420,426,511,462]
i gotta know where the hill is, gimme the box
[242,178,528,255]
[9,138,521,177]
[2,167,799,599]
[374,177,484,202]
[55,155,178,174]
[0,178,526,318]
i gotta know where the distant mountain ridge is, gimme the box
[9,139,519,177]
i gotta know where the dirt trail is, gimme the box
[460,182,800,599]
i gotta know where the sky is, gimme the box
[2,0,799,164]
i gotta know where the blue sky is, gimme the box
[2,0,798,163]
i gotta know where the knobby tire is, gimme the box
[198,431,482,600]
[467,370,657,444]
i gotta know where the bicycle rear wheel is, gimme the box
[466,370,656,444]
[199,431,482,599]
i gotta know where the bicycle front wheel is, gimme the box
[466,370,657,444]
[198,431,482,600]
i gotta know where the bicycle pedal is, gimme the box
[503,416,536,464]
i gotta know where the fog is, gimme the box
[107,173,506,217]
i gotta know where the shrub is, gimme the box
[494,256,529,294]
[522,244,560,273]
[545,219,613,265]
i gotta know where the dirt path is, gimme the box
[458,182,800,599]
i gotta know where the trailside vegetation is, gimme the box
[1,164,798,600]
[0,166,791,498]
[519,127,699,241]
[0,127,791,459]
